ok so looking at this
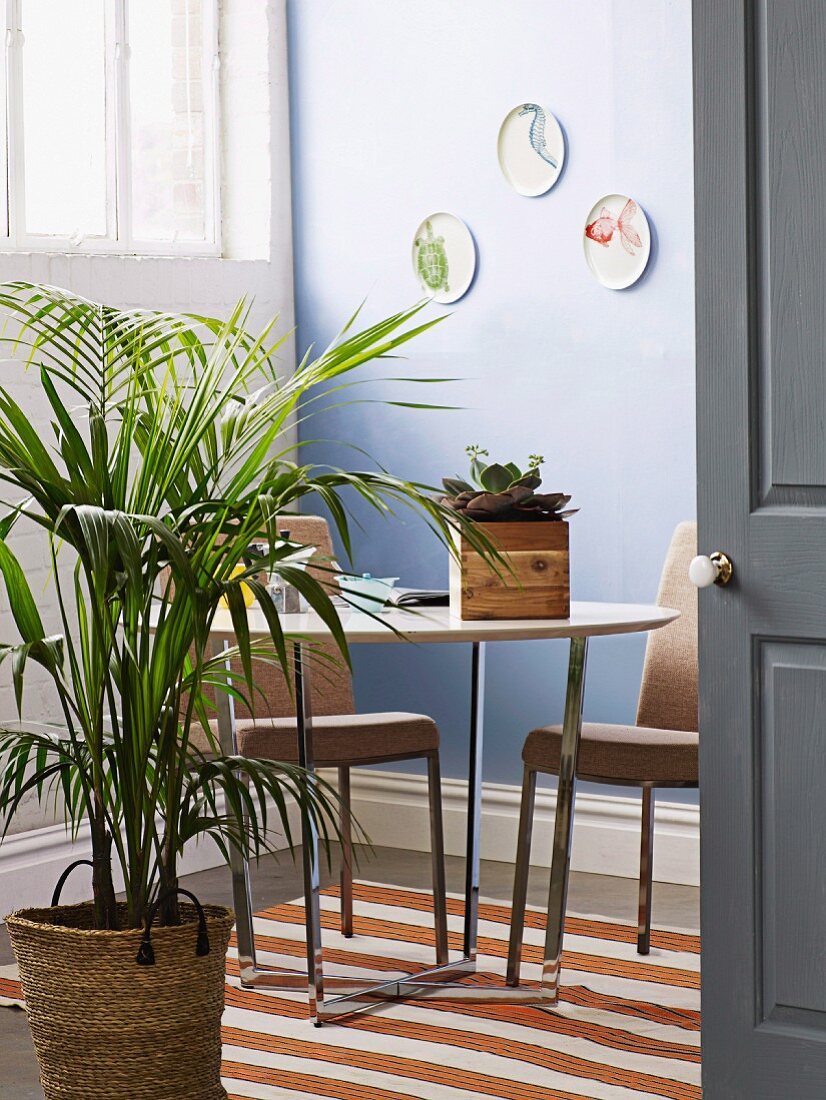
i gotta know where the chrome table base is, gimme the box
[216,636,589,1024]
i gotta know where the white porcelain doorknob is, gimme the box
[689,551,733,588]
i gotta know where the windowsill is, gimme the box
[0,248,274,264]
[0,245,223,261]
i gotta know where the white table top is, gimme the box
[206,601,679,645]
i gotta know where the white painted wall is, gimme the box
[0,0,296,836]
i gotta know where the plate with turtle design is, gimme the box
[412,212,476,304]
[583,193,651,289]
[498,102,565,197]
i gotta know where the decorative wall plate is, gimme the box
[583,194,651,289]
[412,212,476,304]
[497,103,565,197]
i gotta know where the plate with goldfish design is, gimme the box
[497,102,565,197]
[583,194,651,289]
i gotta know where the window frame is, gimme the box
[0,3,9,240]
[0,0,221,257]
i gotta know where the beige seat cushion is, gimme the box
[194,712,438,767]
[183,516,442,769]
[523,722,698,784]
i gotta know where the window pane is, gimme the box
[0,21,7,238]
[129,0,210,243]
[22,1,107,238]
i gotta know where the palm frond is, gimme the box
[0,281,481,930]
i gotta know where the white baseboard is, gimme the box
[348,768,700,887]
[1,768,698,919]
[0,820,226,916]
[0,802,301,918]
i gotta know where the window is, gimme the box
[2,0,220,255]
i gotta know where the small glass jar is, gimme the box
[267,575,285,612]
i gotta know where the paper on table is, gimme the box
[388,586,449,607]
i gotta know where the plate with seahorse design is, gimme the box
[411,212,476,304]
[497,102,565,197]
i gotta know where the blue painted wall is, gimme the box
[287,0,696,796]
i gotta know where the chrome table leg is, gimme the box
[506,764,538,986]
[294,641,325,1025]
[212,639,257,981]
[539,635,588,1004]
[220,630,596,1020]
[426,750,450,966]
[463,641,486,961]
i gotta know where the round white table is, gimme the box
[212,601,679,1024]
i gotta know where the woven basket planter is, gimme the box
[5,900,234,1100]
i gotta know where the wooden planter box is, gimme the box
[449,521,570,620]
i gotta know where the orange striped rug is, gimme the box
[2,882,701,1099]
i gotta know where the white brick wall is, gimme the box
[0,0,295,834]
[0,378,81,833]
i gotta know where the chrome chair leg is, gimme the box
[426,751,450,965]
[540,636,588,1004]
[339,765,354,938]
[637,786,655,955]
[506,765,538,986]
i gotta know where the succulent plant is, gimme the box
[440,445,578,523]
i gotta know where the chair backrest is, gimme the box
[231,515,355,720]
[173,516,355,722]
[635,521,698,733]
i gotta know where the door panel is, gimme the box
[695,0,826,1094]
[760,3,826,499]
[759,645,826,1020]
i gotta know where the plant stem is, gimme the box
[160,774,183,927]
[91,807,119,930]
[158,861,180,926]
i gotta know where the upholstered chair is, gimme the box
[204,515,449,964]
[506,521,698,983]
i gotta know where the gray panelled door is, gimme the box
[695,1,826,1095]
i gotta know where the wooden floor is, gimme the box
[0,846,700,1100]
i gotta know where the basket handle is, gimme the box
[136,887,211,966]
[50,859,94,908]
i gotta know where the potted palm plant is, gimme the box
[0,283,470,1100]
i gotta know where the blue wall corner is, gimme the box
[286,0,696,800]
